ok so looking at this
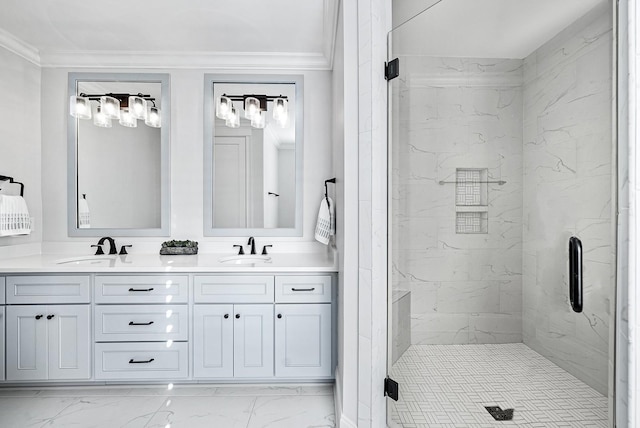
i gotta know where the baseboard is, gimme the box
[334,366,358,428]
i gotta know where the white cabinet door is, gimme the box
[6,305,90,381]
[193,305,234,378]
[6,305,48,380]
[48,305,91,380]
[233,304,273,378]
[275,304,332,378]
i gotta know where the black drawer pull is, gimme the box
[128,287,154,292]
[129,358,155,364]
[291,287,315,292]
[35,314,43,320]
[128,321,154,326]
[47,315,55,320]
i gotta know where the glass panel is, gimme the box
[387,1,615,426]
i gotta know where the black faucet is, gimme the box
[96,236,117,255]
[247,237,256,255]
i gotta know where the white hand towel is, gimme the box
[0,194,31,236]
[78,196,91,228]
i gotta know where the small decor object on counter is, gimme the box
[160,240,198,255]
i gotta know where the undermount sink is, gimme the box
[55,256,117,266]
[218,255,272,265]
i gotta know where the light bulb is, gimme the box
[93,105,112,128]
[145,106,161,128]
[70,96,92,120]
[251,111,266,129]
[216,96,231,120]
[119,108,137,128]
[100,96,120,120]
[273,98,288,121]
[244,97,259,120]
[226,106,240,128]
[129,96,147,120]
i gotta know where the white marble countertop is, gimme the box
[0,251,338,273]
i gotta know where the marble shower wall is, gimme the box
[391,56,524,345]
[522,5,613,395]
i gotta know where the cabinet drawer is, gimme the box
[95,305,188,342]
[0,277,5,304]
[95,342,188,380]
[95,275,188,304]
[6,276,90,304]
[275,276,332,303]
[194,276,274,303]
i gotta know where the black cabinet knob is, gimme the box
[277,314,282,319]
[235,314,240,319]
[224,314,229,319]
[47,315,55,320]
[35,314,43,320]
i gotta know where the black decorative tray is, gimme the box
[159,240,198,255]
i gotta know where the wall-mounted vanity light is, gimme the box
[215,94,288,129]
[70,93,161,128]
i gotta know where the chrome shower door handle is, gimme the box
[569,236,583,313]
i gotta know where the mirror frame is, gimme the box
[67,72,171,237]
[203,74,304,237]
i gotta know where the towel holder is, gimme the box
[0,175,24,197]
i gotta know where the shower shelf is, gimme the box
[438,180,506,185]
[455,205,488,213]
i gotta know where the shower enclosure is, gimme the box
[387,0,616,426]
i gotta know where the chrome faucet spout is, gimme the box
[247,237,256,255]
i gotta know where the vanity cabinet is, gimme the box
[193,304,274,378]
[5,275,91,381]
[6,304,90,381]
[93,275,189,380]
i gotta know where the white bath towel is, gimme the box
[0,194,31,236]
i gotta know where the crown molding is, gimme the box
[39,50,331,70]
[323,0,340,70]
[0,27,40,66]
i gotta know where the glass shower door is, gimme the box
[387,1,616,426]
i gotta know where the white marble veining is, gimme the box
[0,385,335,428]
[391,55,524,345]
[522,4,613,396]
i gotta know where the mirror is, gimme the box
[204,75,303,237]
[67,72,171,236]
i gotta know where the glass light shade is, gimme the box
[216,96,231,120]
[119,108,137,128]
[70,96,92,119]
[272,98,288,121]
[251,111,266,129]
[93,105,112,128]
[244,97,259,120]
[145,106,162,128]
[129,96,147,120]
[100,96,120,119]
[225,106,240,128]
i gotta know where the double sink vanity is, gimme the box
[0,248,337,385]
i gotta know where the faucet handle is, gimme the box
[91,244,104,255]
[119,245,132,255]
[261,245,272,255]
[233,244,245,255]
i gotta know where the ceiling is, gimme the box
[392,0,609,58]
[0,0,338,69]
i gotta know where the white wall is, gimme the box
[0,46,42,249]
[40,68,332,245]
[333,0,360,426]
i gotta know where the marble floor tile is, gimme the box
[246,394,335,428]
[0,396,79,427]
[213,384,334,397]
[146,396,255,428]
[40,395,166,427]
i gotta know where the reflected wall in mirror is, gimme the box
[204,75,303,237]
[67,73,171,236]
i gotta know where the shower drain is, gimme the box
[485,406,514,421]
